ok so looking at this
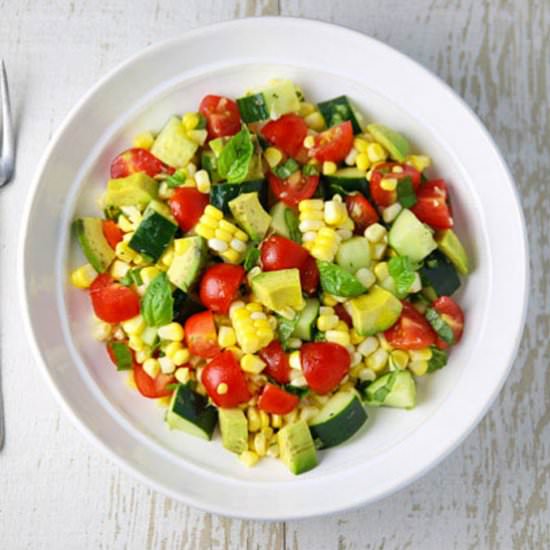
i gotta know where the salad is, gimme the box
[71,79,470,475]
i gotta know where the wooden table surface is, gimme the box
[1,1,548,548]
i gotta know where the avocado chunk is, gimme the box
[277,420,318,475]
[251,269,305,314]
[150,116,198,168]
[101,172,159,214]
[388,209,437,263]
[364,370,416,409]
[335,236,372,273]
[367,123,410,162]
[166,383,218,440]
[167,236,206,292]
[229,192,272,241]
[219,408,248,454]
[436,229,470,275]
[349,285,403,336]
[73,217,115,273]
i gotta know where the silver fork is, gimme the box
[0,59,15,450]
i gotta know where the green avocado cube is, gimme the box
[73,217,115,273]
[349,285,403,336]
[229,192,272,241]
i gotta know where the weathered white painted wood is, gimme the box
[1,0,547,548]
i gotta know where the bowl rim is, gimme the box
[18,16,529,520]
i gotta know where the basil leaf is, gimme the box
[427,346,448,373]
[284,208,302,243]
[396,176,417,208]
[425,308,454,344]
[388,255,417,298]
[274,158,299,179]
[165,169,187,188]
[217,128,254,183]
[142,272,174,327]
[119,268,142,287]
[317,260,366,297]
[109,342,133,371]
[277,315,299,350]
[243,247,260,271]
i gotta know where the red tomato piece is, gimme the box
[258,383,299,415]
[133,362,175,399]
[301,342,351,395]
[259,340,291,384]
[261,114,308,158]
[260,235,309,271]
[345,193,379,234]
[334,303,353,328]
[201,350,251,407]
[432,296,464,347]
[110,148,174,178]
[268,172,319,207]
[300,255,320,294]
[199,263,245,314]
[102,220,123,249]
[184,311,221,359]
[384,302,436,350]
[169,187,209,232]
[369,163,422,207]
[411,179,454,230]
[309,121,353,163]
[199,95,241,139]
[89,274,140,323]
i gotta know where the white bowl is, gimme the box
[19,17,528,519]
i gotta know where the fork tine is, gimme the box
[1,59,15,169]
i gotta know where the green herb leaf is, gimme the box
[196,113,207,130]
[166,383,181,391]
[427,346,448,373]
[425,308,455,344]
[243,247,260,271]
[317,260,366,297]
[396,176,417,208]
[109,342,133,371]
[165,169,187,188]
[302,163,319,177]
[217,128,254,183]
[277,315,299,349]
[313,330,326,342]
[368,372,397,404]
[283,385,309,398]
[284,208,302,243]
[141,272,174,327]
[119,268,142,287]
[274,158,300,179]
[388,255,417,298]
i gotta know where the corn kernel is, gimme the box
[182,112,200,131]
[264,146,283,167]
[140,266,160,286]
[259,410,270,429]
[158,322,184,342]
[322,293,338,306]
[284,409,299,424]
[135,349,151,363]
[378,334,393,351]
[356,152,370,171]
[121,315,145,336]
[374,262,390,281]
[367,143,388,163]
[355,267,376,289]
[372,242,387,260]
[117,214,134,233]
[409,360,429,376]
[218,326,236,348]
[304,111,325,131]
[286,338,302,349]
[128,335,144,351]
[345,147,358,166]
[240,450,260,467]
[353,137,369,152]
[382,203,403,224]
[322,161,337,176]
[241,354,266,374]
[71,264,96,289]
[187,129,208,146]
[299,102,316,117]
[143,358,160,378]
[366,348,388,372]
[132,131,155,150]
[174,367,190,384]
[253,432,267,456]
[115,241,137,262]
[204,205,224,220]
[271,414,283,428]
[335,320,349,332]
[195,169,211,193]
[317,314,339,332]
[409,348,433,362]
[163,342,182,359]
[92,320,112,341]
[216,382,228,395]
[173,348,190,366]
[358,336,379,357]
[364,223,387,243]
[406,154,431,172]
[324,200,347,226]
[220,249,241,264]
[289,351,302,370]
[390,350,410,370]
[350,329,363,345]
[325,330,351,347]
[380,177,398,192]
[158,356,175,374]
[299,199,324,212]
[247,407,261,432]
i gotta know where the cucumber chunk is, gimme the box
[292,298,320,341]
[388,209,437,263]
[318,96,363,134]
[420,251,460,297]
[364,370,416,409]
[336,236,372,273]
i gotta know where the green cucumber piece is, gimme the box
[292,298,320,341]
[388,209,437,263]
[364,370,416,409]
[209,180,266,214]
[108,342,133,371]
[335,236,372,273]
[317,96,363,134]
[237,93,269,123]
[270,202,292,239]
[322,167,369,198]
[425,307,455,344]
[420,251,460,297]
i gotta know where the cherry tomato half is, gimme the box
[411,179,454,230]
[259,340,291,384]
[89,274,141,324]
[199,95,241,139]
[309,121,353,163]
[261,114,308,158]
[169,187,209,232]
[201,350,251,407]
[102,220,123,249]
[432,296,464,348]
[184,311,221,359]
[345,193,379,234]
[300,255,320,295]
[384,302,436,350]
[268,171,319,207]
[301,342,351,395]
[258,383,299,415]
[110,148,173,179]
[133,362,175,399]
[370,163,422,207]
[199,263,245,314]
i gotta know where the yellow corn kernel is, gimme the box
[353,137,369,153]
[317,314,339,332]
[135,349,151,363]
[247,407,261,432]
[117,214,134,233]
[300,406,320,425]
[324,200,347,226]
[390,350,410,370]
[284,409,299,425]
[71,264,96,289]
[350,329,364,345]
[409,360,429,376]
[406,154,431,172]
[195,169,211,193]
[367,143,388,163]
[303,135,316,149]
[173,348,191,366]
[259,410,270,430]
[140,266,160,286]
[271,414,283,428]
[380,177,398,191]
[335,321,349,332]
[156,395,172,408]
[217,382,228,395]
[128,335,145,352]
[233,229,249,242]
[374,262,389,281]
[126,371,137,390]
[143,358,160,378]
[226,346,243,360]
[377,333,393,351]
[214,228,232,242]
[122,315,145,336]
[92,320,112,341]
[322,293,338,306]
[132,131,155,150]
[195,223,215,240]
[158,322,184,342]
[322,161,337,176]
[221,249,241,264]
[325,330,351,347]
[218,326,237,348]
[158,356,176,374]
[366,348,388,373]
[264,147,283,168]
[299,199,324,212]
[203,205,223,220]
[304,111,325,131]
[160,247,174,267]
[253,431,268,456]
[187,129,208,146]
[299,102,316,117]
[174,367,191,384]
[182,112,200,131]
[240,450,260,467]
[115,241,137,262]
[364,223,387,243]
[409,348,433,362]
[241,354,266,374]
[356,152,370,171]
